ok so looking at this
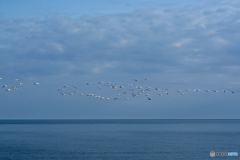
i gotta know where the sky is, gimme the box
[0,0,240,119]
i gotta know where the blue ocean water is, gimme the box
[0,119,239,160]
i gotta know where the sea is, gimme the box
[0,119,239,160]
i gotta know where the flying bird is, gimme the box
[34,83,40,85]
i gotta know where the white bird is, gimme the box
[5,89,11,92]
[18,83,23,85]
[60,92,67,96]
[166,92,171,95]
[11,87,17,90]
[106,98,110,100]
[2,85,7,88]
[34,83,40,85]
[15,79,20,82]
[125,98,130,100]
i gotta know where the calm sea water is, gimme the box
[0,119,239,160]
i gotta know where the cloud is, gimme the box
[0,1,240,89]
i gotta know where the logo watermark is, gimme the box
[210,151,238,157]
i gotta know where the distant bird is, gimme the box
[133,79,138,82]
[98,81,103,84]
[60,92,67,96]
[223,90,227,93]
[185,89,190,92]
[5,89,11,92]
[154,87,159,90]
[147,97,151,100]
[11,87,17,90]
[145,78,148,80]
[205,90,210,92]
[157,93,162,96]
[78,93,84,96]
[194,89,201,92]
[212,90,218,93]
[34,83,40,85]
[231,91,236,94]
[85,82,90,85]
[15,79,20,82]
[2,85,7,88]
[166,92,171,95]
[73,86,78,89]
[106,98,110,100]
[125,98,130,100]
[176,90,181,92]
[63,85,68,88]
[114,98,119,100]
[0,77,2,80]
[132,93,137,97]
[18,83,23,85]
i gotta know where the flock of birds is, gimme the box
[1,77,238,101]
[55,78,239,101]
[0,77,39,92]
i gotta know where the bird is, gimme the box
[125,98,130,100]
[63,85,69,88]
[60,92,67,96]
[166,92,171,95]
[132,93,137,97]
[231,91,236,94]
[157,93,162,96]
[147,97,151,100]
[205,90,210,92]
[34,83,40,85]
[2,85,7,88]
[5,89,11,92]
[73,86,78,89]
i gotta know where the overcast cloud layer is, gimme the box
[0,0,240,119]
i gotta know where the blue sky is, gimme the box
[0,0,240,119]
